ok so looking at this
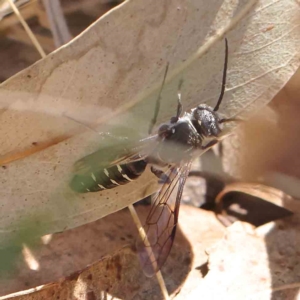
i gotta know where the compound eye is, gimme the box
[158,124,169,133]
[197,104,205,110]
[170,116,178,123]
[192,107,201,120]
[158,124,170,137]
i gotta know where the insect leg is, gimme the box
[150,166,171,183]
[148,63,169,134]
[171,79,184,124]
[219,117,243,123]
[201,139,218,150]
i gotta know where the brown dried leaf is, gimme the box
[215,182,294,227]
[236,67,300,198]
[0,205,225,299]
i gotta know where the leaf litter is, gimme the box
[0,0,300,299]
[0,0,299,244]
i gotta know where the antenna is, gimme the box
[214,38,228,112]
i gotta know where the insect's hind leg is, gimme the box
[150,166,171,184]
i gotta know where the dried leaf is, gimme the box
[189,209,300,299]
[215,182,293,227]
[236,66,300,200]
[3,201,300,299]
[0,205,225,299]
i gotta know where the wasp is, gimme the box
[70,39,237,277]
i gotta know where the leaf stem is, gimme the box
[6,0,46,58]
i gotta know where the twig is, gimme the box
[128,204,170,300]
[6,0,46,58]
[272,282,300,292]
[42,0,72,48]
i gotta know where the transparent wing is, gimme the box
[136,162,192,277]
[73,135,158,175]
[70,135,158,193]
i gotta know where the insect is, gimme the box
[70,38,237,277]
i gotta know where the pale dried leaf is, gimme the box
[0,0,299,243]
[0,0,29,20]
[189,207,300,300]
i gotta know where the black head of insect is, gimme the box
[190,38,233,139]
[152,38,242,165]
[159,38,233,141]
